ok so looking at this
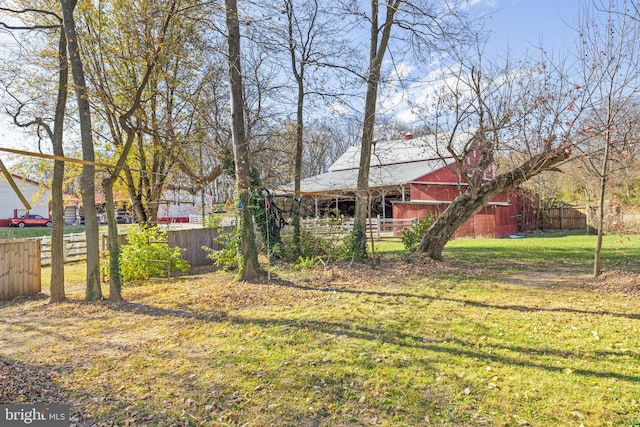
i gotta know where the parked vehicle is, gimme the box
[9,214,52,228]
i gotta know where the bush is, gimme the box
[203,227,239,271]
[333,227,366,261]
[118,226,189,281]
[281,228,329,261]
[291,256,322,270]
[401,216,435,252]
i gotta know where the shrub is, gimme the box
[203,227,239,271]
[333,227,366,261]
[281,228,329,261]
[118,226,189,281]
[292,256,322,270]
[401,216,435,252]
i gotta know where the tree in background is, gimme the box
[77,0,220,225]
[255,0,354,256]
[574,0,640,277]
[95,0,179,301]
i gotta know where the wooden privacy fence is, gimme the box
[0,239,41,300]
[541,207,587,230]
[39,227,227,268]
[540,206,640,233]
[166,227,227,266]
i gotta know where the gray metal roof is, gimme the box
[328,137,451,172]
[278,136,460,195]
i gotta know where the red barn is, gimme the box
[285,132,530,238]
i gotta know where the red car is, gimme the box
[9,214,52,228]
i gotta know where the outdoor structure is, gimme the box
[0,174,52,227]
[155,188,216,224]
[282,133,529,238]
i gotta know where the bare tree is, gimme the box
[60,0,102,300]
[344,0,471,257]
[413,45,586,260]
[226,0,260,280]
[257,0,354,255]
[574,0,640,277]
[0,4,69,302]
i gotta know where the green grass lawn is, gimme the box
[2,232,640,426]
[0,225,87,239]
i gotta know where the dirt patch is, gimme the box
[504,266,640,296]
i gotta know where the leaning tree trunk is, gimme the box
[61,0,102,300]
[417,146,570,260]
[415,192,492,260]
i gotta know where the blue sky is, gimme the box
[479,0,581,56]
[0,0,596,159]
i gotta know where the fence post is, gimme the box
[376,215,381,240]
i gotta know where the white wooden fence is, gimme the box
[300,216,417,240]
[39,233,87,266]
[35,217,417,266]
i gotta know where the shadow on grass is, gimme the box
[94,295,640,385]
[268,276,640,321]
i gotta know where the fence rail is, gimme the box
[300,216,416,240]
[0,239,41,300]
[40,233,88,266]
[39,227,228,268]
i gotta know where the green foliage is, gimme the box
[281,228,329,261]
[291,256,322,270]
[614,182,640,206]
[334,226,367,261]
[401,215,435,252]
[118,226,189,281]
[203,227,239,271]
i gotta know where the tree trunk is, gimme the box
[103,178,122,301]
[226,0,260,281]
[415,192,489,260]
[593,140,611,278]
[61,0,102,300]
[49,25,69,303]
[417,146,570,260]
[286,0,306,257]
[292,75,304,256]
[352,0,398,258]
